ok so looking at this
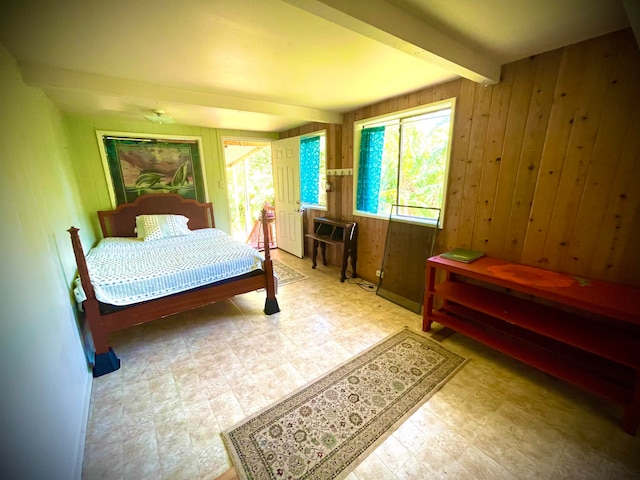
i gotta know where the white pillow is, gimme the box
[135,214,190,241]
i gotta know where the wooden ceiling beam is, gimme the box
[284,0,501,85]
[18,62,344,124]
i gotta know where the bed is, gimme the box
[68,193,279,377]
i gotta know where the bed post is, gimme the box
[260,210,280,315]
[67,227,121,376]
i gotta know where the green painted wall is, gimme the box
[0,39,277,480]
[63,115,277,236]
[0,44,91,479]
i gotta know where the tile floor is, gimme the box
[82,250,640,480]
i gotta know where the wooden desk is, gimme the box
[423,254,640,434]
[305,217,357,282]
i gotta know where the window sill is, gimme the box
[302,204,327,212]
[354,210,441,228]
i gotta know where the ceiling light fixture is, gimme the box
[144,109,175,124]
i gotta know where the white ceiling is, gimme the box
[0,0,632,132]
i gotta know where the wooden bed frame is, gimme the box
[68,193,279,376]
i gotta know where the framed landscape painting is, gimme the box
[97,131,208,207]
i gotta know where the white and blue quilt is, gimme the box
[75,228,264,306]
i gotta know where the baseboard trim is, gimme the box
[73,369,92,479]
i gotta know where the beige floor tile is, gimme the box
[456,444,520,480]
[425,460,477,480]
[395,453,437,479]
[121,413,155,443]
[157,430,194,472]
[391,417,430,453]
[122,460,161,480]
[375,435,412,472]
[410,441,459,476]
[159,455,200,480]
[83,440,124,480]
[195,439,229,479]
[549,442,610,480]
[83,249,640,480]
[189,418,223,453]
[353,452,396,480]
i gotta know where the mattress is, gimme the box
[74,228,264,306]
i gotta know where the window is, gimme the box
[354,99,455,225]
[300,131,327,208]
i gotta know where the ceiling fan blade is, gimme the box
[144,110,175,124]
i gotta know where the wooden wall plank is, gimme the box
[397,93,410,112]
[354,216,388,281]
[341,114,354,222]
[455,82,493,248]
[520,49,579,267]
[432,80,462,103]
[408,90,422,109]
[585,31,640,281]
[619,214,640,286]
[437,79,472,251]
[470,65,515,252]
[589,104,640,282]
[431,80,462,251]
[540,34,620,269]
[564,32,640,276]
[502,48,562,260]
[484,56,537,258]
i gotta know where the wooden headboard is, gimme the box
[98,194,215,237]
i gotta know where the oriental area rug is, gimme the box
[222,327,467,480]
[272,260,308,287]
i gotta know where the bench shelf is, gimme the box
[423,254,640,435]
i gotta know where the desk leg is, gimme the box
[321,242,327,265]
[349,241,357,278]
[311,239,318,269]
[340,247,348,283]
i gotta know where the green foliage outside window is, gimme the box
[361,107,452,221]
[226,146,275,241]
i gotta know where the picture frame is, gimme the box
[96,131,208,207]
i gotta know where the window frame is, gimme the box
[352,98,456,227]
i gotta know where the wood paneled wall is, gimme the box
[282,28,640,287]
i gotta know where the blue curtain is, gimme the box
[300,136,320,204]
[356,126,385,213]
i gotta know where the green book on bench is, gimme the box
[440,248,485,263]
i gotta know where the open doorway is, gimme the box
[223,138,276,249]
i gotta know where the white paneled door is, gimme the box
[272,137,303,258]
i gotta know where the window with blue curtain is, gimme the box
[354,100,454,224]
[300,135,321,205]
[356,126,385,213]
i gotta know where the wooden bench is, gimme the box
[423,254,640,435]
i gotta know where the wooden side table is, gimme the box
[305,217,357,282]
[424,254,640,434]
